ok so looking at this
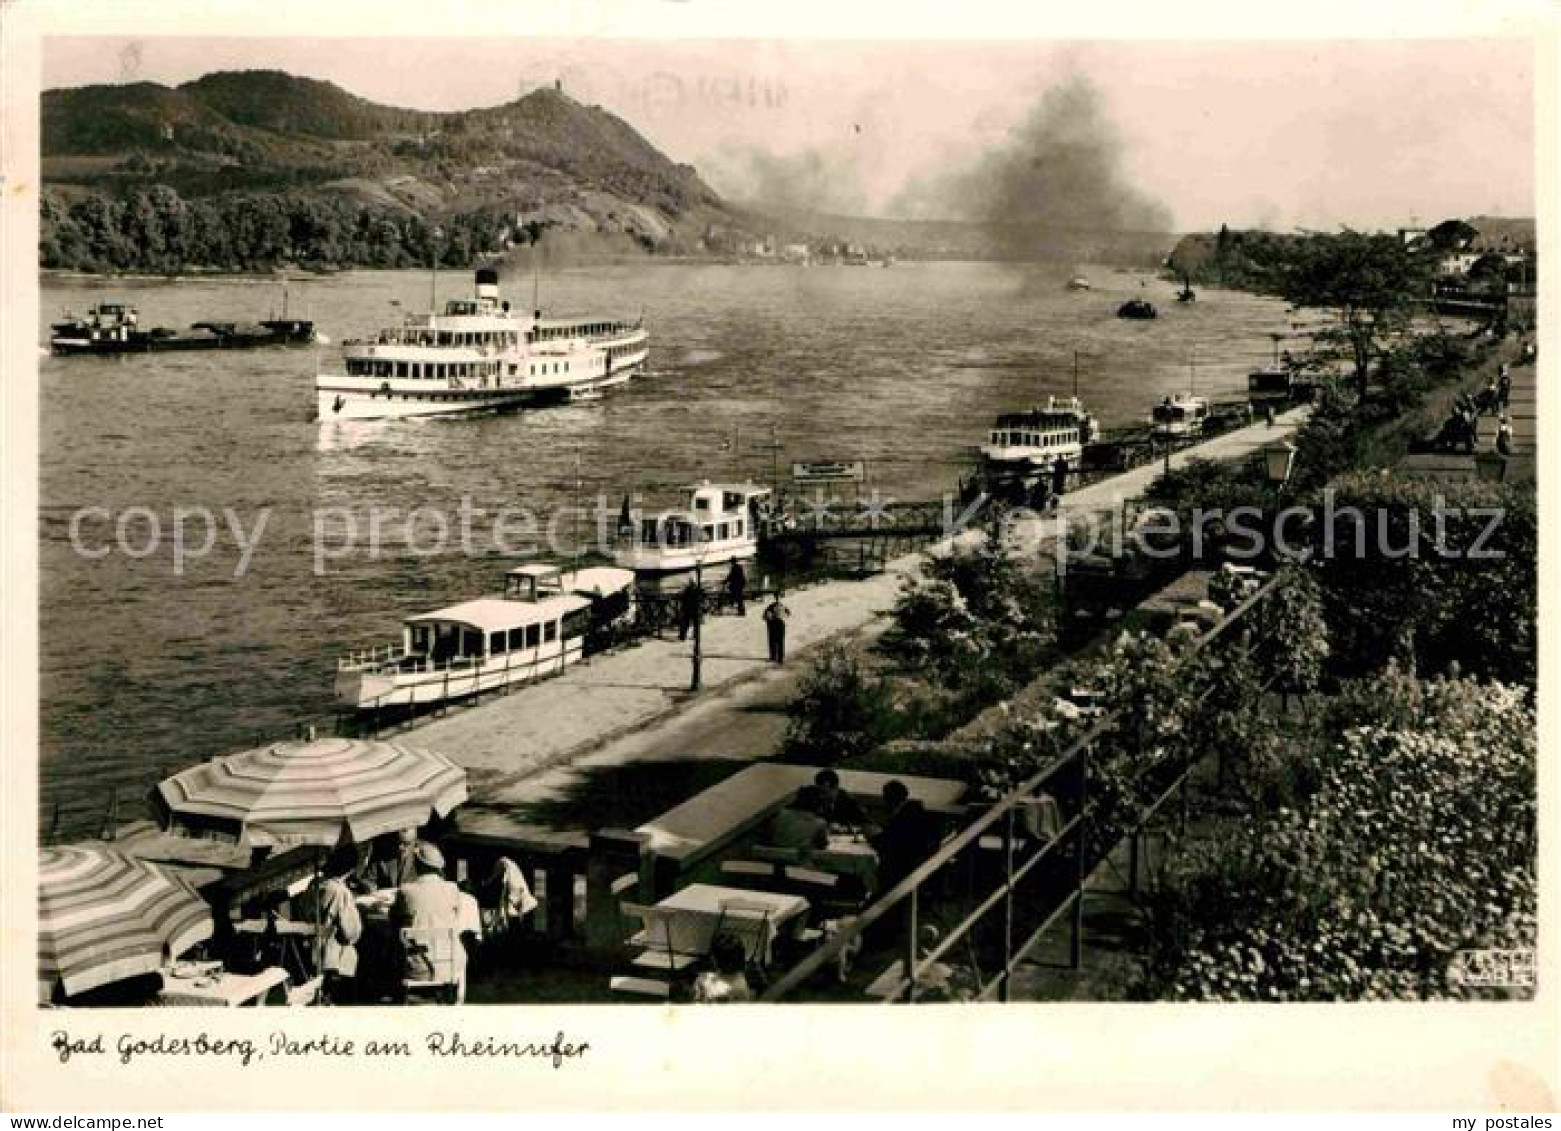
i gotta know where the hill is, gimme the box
[40,69,745,270]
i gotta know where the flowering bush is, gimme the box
[1255,565,1330,697]
[1148,678,1535,1001]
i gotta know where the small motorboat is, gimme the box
[1117,299,1158,320]
[1066,275,1092,291]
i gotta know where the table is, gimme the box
[655,883,809,966]
[1019,795,1064,841]
[637,763,969,866]
[818,834,880,892]
[158,964,289,1007]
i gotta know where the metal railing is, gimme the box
[760,574,1282,1002]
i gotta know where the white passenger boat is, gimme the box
[979,396,1098,479]
[506,562,636,646]
[316,268,648,421]
[334,593,592,711]
[614,482,772,576]
[1150,394,1210,439]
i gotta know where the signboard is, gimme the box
[791,460,865,484]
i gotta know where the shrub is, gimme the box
[782,643,901,764]
[1144,677,1536,1001]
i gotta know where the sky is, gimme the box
[40,36,1537,232]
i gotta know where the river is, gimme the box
[39,260,1299,838]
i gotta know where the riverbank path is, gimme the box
[400,408,1309,846]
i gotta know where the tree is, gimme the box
[1255,231,1429,402]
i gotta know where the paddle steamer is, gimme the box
[316,268,648,421]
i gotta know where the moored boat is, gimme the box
[979,395,1098,483]
[334,592,592,712]
[1150,394,1209,439]
[1117,298,1158,320]
[614,481,772,576]
[1066,275,1092,291]
[506,563,636,650]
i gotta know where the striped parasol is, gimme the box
[39,845,215,1003]
[153,736,468,849]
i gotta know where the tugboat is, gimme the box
[1117,298,1158,320]
[49,302,317,355]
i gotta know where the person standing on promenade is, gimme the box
[1498,414,1514,456]
[677,578,701,642]
[763,592,791,663]
[727,560,747,616]
[1050,455,1068,511]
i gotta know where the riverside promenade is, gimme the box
[401,407,1310,847]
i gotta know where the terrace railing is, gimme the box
[760,574,1284,1002]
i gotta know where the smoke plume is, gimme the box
[701,143,869,216]
[890,74,1173,258]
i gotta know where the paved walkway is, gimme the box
[400,409,1309,844]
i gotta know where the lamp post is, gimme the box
[691,555,704,692]
[1263,440,1297,492]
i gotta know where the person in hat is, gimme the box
[363,826,420,891]
[391,841,468,996]
[763,591,791,663]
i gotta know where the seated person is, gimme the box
[870,780,937,891]
[358,827,419,892]
[812,768,870,831]
[765,785,830,857]
[482,856,539,937]
[391,841,468,1000]
[691,932,753,1004]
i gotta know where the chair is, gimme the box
[749,844,803,865]
[715,899,775,968]
[399,927,462,1005]
[782,865,838,889]
[150,992,228,1008]
[285,975,324,1007]
[609,975,671,1000]
[629,907,720,973]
